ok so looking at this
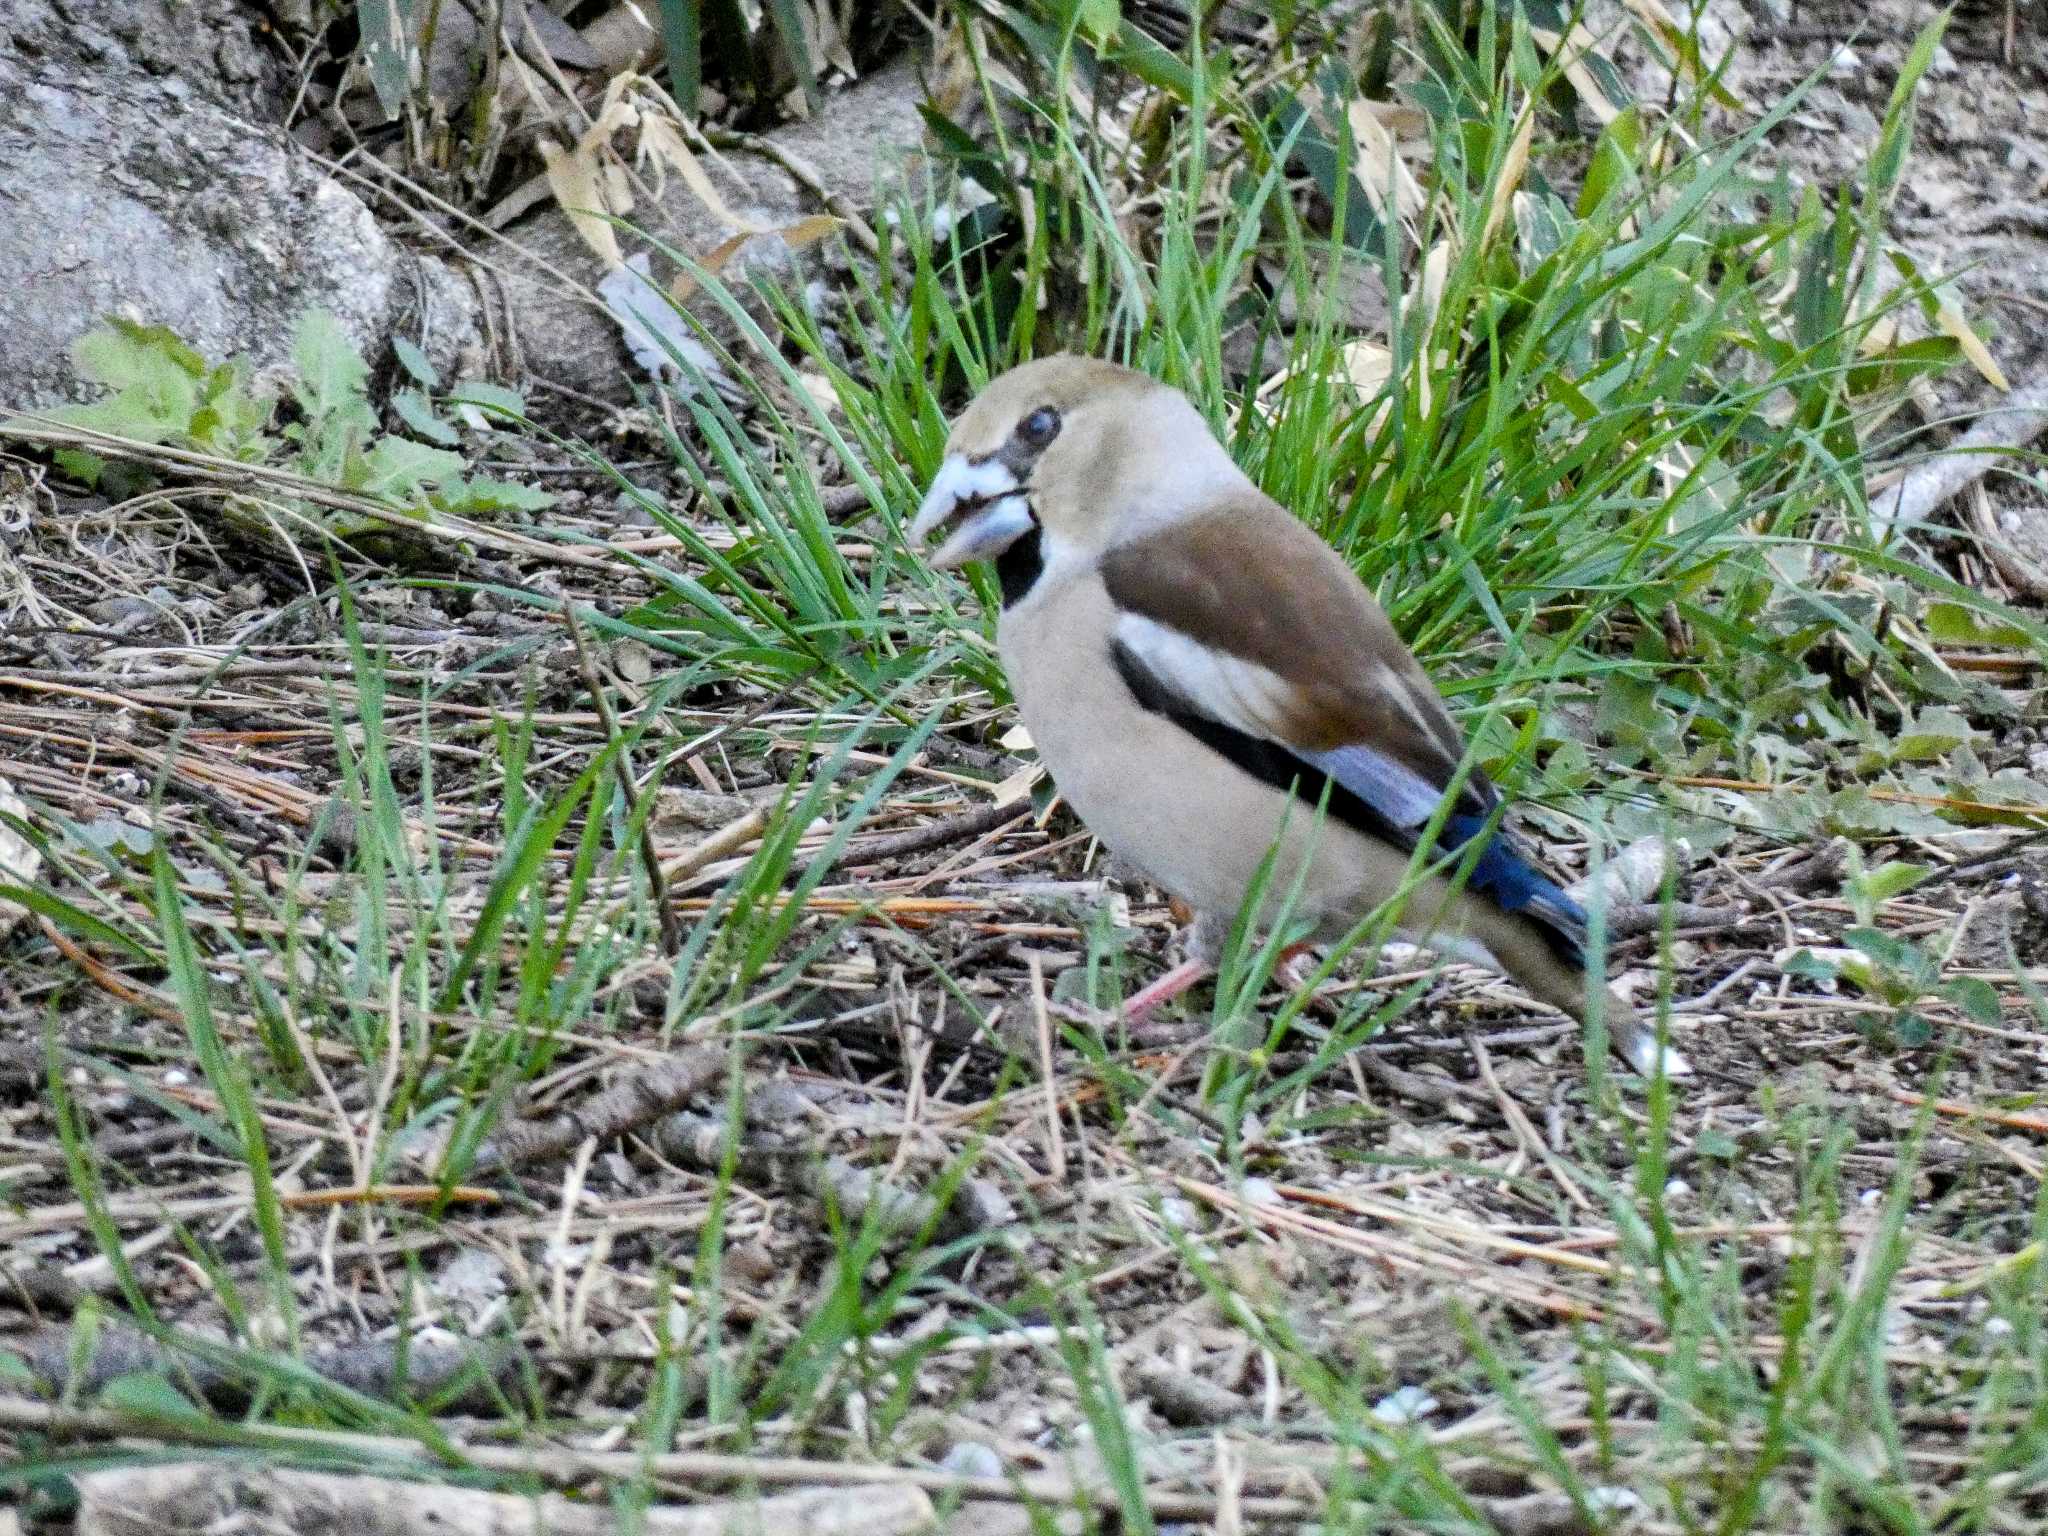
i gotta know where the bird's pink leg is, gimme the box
[1122,926,1333,1025]
[1118,955,1216,1025]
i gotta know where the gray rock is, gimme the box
[0,0,484,412]
[498,55,930,403]
[493,159,808,403]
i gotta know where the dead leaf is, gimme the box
[538,135,622,268]
[1531,24,1622,127]
[1619,0,1749,111]
[779,213,842,251]
[1347,98,1425,228]
[1341,338,1395,400]
[669,230,751,306]
[1349,97,1430,138]
[638,109,771,234]
[1481,101,1536,250]
[794,369,840,416]
[993,762,1046,808]
[668,215,842,306]
[1412,240,1453,419]
[1936,301,2010,391]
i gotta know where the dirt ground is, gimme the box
[3,0,2047,1529]
[1726,0,2048,575]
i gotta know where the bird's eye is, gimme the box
[1017,407,1061,449]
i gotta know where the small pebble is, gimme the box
[1157,1196,1199,1232]
[1370,1384,1440,1425]
[1588,1485,1644,1519]
[939,1441,1003,1481]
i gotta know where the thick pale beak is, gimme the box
[912,453,1035,570]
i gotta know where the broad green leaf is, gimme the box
[392,388,460,446]
[1075,0,1120,48]
[440,477,556,514]
[449,380,529,418]
[1923,602,2037,650]
[1941,976,2002,1028]
[1892,1008,1934,1047]
[1847,860,1930,907]
[98,1371,205,1422]
[392,335,440,388]
[293,309,370,409]
[1697,1128,1741,1160]
[362,435,465,496]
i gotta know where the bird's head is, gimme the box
[910,355,1238,570]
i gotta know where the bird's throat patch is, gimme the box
[996,524,1045,607]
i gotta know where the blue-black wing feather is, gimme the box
[1111,639,1587,966]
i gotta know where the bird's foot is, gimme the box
[1275,941,1344,1017]
[1276,941,1319,990]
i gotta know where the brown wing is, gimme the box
[1100,500,1497,818]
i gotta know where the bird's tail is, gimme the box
[1454,876,1691,1078]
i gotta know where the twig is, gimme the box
[14,1325,512,1410]
[1873,380,2048,535]
[562,605,681,954]
[1029,957,1067,1183]
[1481,1491,1603,1536]
[0,1396,1320,1521]
[1468,1036,1592,1215]
[1764,839,1852,894]
[1625,769,2048,831]
[703,130,882,256]
[0,421,616,573]
[71,1464,938,1536]
[651,1110,1014,1247]
[0,1263,84,1315]
[438,1046,729,1176]
[1355,1053,1480,1112]
[661,805,772,882]
[1606,901,1760,939]
[821,483,875,519]
[1175,1175,1617,1323]
[1966,479,2048,601]
[1270,1183,1616,1279]
[1130,1356,1253,1427]
[829,800,1024,870]
[1892,1090,2048,1137]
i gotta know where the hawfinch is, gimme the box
[911,356,1686,1077]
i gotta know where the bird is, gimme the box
[909,355,1688,1077]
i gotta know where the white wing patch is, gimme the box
[1114,613,1448,829]
[1114,613,1298,737]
